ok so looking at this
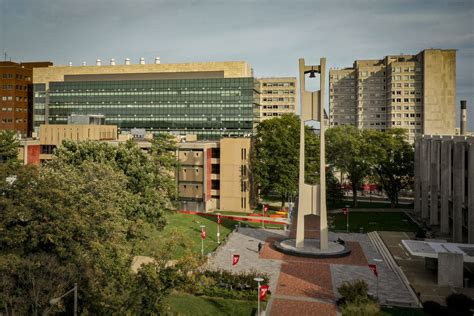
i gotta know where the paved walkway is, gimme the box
[206,226,416,315]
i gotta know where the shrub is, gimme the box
[341,298,379,316]
[423,301,447,316]
[338,280,369,303]
[446,293,473,315]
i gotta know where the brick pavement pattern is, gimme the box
[206,225,417,315]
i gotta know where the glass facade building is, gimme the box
[35,77,259,140]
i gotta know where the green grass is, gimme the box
[329,212,420,232]
[136,212,283,259]
[377,306,427,316]
[167,292,256,316]
[329,200,414,210]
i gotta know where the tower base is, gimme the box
[274,238,351,258]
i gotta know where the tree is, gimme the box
[0,134,184,314]
[326,126,374,207]
[51,136,178,235]
[0,130,19,163]
[251,114,320,207]
[367,129,414,207]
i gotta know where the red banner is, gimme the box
[259,285,269,301]
[232,254,240,266]
[217,215,222,225]
[201,229,206,240]
[342,208,348,216]
[368,264,378,277]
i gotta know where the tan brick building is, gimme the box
[329,49,456,142]
[257,77,297,121]
[176,137,255,213]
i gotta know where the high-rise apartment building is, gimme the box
[257,77,297,121]
[0,61,52,137]
[329,49,456,142]
[33,59,258,140]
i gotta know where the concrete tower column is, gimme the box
[452,140,465,243]
[420,137,431,219]
[468,139,474,243]
[439,137,452,234]
[296,58,328,250]
[429,138,440,225]
[414,137,422,214]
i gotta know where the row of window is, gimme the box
[262,105,293,110]
[390,113,422,118]
[391,67,421,73]
[391,98,422,103]
[261,90,295,95]
[1,107,27,112]
[262,97,296,102]
[1,73,31,80]
[261,82,295,87]
[392,90,422,95]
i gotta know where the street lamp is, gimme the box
[254,277,264,315]
[49,283,78,316]
[216,213,221,244]
[200,225,206,257]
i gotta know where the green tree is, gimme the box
[251,114,320,207]
[326,126,374,207]
[0,130,19,163]
[0,161,186,314]
[367,128,414,207]
[52,136,178,235]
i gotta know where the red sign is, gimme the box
[201,229,206,240]
[368,264,378,277]
[342,208,348,216]
[217,215,222,225]
[259,285,269,301]
[263,204,269,213]
[232,254,240,266]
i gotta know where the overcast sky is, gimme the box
[1,0,473,129]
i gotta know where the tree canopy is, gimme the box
[0,135,184,314]
[366,128,414,207]
[251,114,323,206]
[0,130,19,163]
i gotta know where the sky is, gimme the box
[1,0,473,130]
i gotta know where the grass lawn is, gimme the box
[167,292,256,315]
[329,200,413,210]
[330,212,420,233]
[377,306,427,316]
[136,211,282,259]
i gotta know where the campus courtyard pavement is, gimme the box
[206,228,417,316]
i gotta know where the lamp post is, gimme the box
[216,213,221,244]
[49,283,78,316]
[200,225,206,257]
[254,277,264,315]
[345,204,350,232]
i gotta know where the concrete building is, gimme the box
[0,61,52,137]
[176,137,255,213]
[38,123,117,161]
[33,59,258,140]
[257,77,297,121]
[329,49,456,142]
[20,120,255,212]
[414,135,474,243]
